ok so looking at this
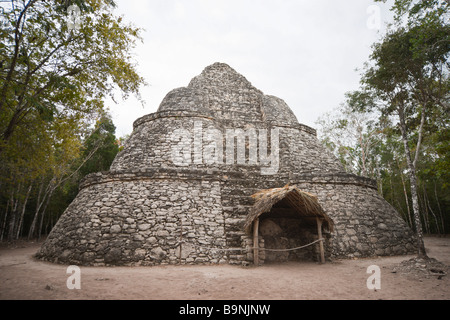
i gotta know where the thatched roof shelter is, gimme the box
[244,185,334,234]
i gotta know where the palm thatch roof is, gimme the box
[244,185,334,234]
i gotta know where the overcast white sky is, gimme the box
[107,0,395,137]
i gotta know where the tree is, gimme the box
[78,112,119,176]
[0,110,84,240]
[0,0,145,155]
[316,98,382,178]
[358,0,449,258]
[30,112,120,239]
[0,0,145,241]
[39,112,121,237]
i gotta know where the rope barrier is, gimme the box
[253,238,324,252]
[178,238,325,252]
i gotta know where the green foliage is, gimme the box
[0,0,144,240]
[78,113,120,176]
[318,0,450,235]
[0,0,145,150]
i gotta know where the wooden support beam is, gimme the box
[253,218,259,266]
[316,217,325,264]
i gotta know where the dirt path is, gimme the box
[0,236,449,300]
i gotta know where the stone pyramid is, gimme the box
[36,63,416,266]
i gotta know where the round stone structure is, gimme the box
[36,63,416,266]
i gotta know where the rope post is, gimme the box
[316,217,325,264]
[253,218,259,265]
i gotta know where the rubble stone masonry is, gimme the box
[36,63,416,266]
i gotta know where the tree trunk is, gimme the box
[16,184,32,239]
[375,161,383,197]
[434,181,445,234]
[399,168,412,228]
[388,164,395,203]
[398,107,427,258]
[28,181,44,240]
[424,184,440,234]
[420,187,430,234]
[7,187,20,242]
[38,188,54,241]
[0,196,10,241]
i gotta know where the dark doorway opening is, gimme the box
[245,186,334,265]
[259,200,322,262]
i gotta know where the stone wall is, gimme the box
[37,154,416,267]
[37,178,229,266]
[293,181,417,258]
[216,170,416,264]
[112,113,342,176]
[36,62,417,266]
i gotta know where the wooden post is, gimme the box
[316,217,325,264]
[253,218,259,266]
[179,218,183,264]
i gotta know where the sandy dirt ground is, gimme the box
[0,236,449,300]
